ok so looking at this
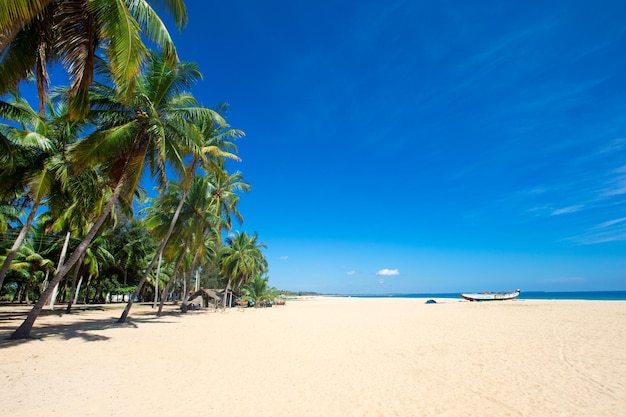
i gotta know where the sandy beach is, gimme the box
[1,297,625,417]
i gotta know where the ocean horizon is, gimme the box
[337,290,626,301]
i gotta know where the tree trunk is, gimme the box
[152,252,162,308]
[10,172,129,339]
[0,200,40,291]
[83,274,93,304]
[49,231,71,310]
[180,274,188,313]
[118,188,189,323]
[180,252,200,314]
[66,253,85,313]
[40,269,50,295]
[157,249,186,316]
[23,272,36,305]
[222,279,232,311]
[14,283,23,303]
[74,275,84,305]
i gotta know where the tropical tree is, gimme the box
[142,177,217,313]
[207,165,249,245]
[241,274,273,307]
[1,238,55,303]
[0,96,79,292]
[0,0,187,117]
[219,231,267,308]
[118,105,242,321]
[10,52,220,338]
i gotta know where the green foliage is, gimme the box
[0,9,269,316]
[241,275,273,306]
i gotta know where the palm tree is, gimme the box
[1,238,55,303]
[219,231,268,308]
[10,52,219,338]
[0,0,187,117]
[117,107,243,321]
[0,96,77,292]
[241,275,273,307]
[207,166,250,244]
[143,177,218,314]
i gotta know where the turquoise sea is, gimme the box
[345,291,626,300]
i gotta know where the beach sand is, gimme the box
[1,297,625,417]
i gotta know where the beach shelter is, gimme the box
[186,289,224,309]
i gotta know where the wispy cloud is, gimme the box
[346,270,357,275]
[376,269,399,276]
[496,130,626,245]
[598,138,626,155]
[596,217,626,228]
[279,256,288,260]
[564,216,626,245]
[551,205,584,216]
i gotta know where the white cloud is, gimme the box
[279,256,288,260]
[596,217,626,228]
[376,269,399,276]
[551,205,583,215]
[600,178,626,197]
[346,270,357,275]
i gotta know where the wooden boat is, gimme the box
[460,289,520,301]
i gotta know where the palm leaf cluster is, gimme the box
[0,2,269,339]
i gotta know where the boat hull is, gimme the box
[460,289,520,301]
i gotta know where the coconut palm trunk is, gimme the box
[0,200,40,291]
[180,252,200,314]
[222,279,232,311]
[65,252,85,313]
[83,274,93,304]
[118,188,189,323]
[74,274,85,304]
[10,170,129,339]
[152,252,162,308]
[157,249,186,316]
[49,231,71,310]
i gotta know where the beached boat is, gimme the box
[460,289,520,301]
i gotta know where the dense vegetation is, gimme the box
[0,1,271,338]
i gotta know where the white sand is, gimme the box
[1,297,625,417]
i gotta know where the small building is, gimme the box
[186,288,236,309]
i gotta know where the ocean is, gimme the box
[345,291,626,301]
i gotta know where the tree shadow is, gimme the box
[0,305,182,348]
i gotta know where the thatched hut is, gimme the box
[186,288,237,309]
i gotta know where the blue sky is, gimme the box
[168,1,625,293]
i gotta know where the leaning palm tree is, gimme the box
[143,176,219,313]
[117,107,242,321]
[10,52,220,338]
[0,0,187,117]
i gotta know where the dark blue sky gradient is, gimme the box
[57,1,624,293]
[155,0,626,293]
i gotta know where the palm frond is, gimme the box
[0,1,52,30]
[149,0,187,29]
[55,0,96,119]
[93,0,146,101]
[128,1,178,65]
[69,120,140,170]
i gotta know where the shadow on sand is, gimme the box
[0,304,185,348]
